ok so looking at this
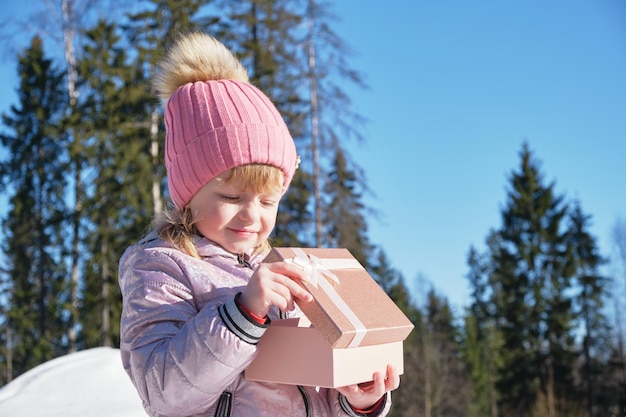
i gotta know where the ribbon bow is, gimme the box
[286,248,368,347]
[291,252,341,288]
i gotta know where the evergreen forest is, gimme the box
[1,1,625,416]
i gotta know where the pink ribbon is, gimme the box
[288,248,367,348]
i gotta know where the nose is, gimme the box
[238,200,261,222]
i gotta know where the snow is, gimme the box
[0,347,146,416]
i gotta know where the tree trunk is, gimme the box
[101,237,111,347]
[62,0,79,353]
[5,327,12,383]
[307,1,322,246]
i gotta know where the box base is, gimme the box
[245,318,404,388]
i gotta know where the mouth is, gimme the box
[229,228,258,237]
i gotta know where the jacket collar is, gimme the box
[139,231,266,267]
[194,236,266,267]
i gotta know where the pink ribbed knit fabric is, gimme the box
[164,80,297,208]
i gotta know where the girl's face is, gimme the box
[188,173,282,254]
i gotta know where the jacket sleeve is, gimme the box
[119,248,266,416]
[330,391,392,417]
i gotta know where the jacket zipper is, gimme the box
[298,385,312,417]
[238,253,311,416]
[237,253,253,269]
[214,391,232,417]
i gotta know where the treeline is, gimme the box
[0,2,625,417]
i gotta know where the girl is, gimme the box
[118,32,399,417]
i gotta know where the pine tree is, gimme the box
[74,20,156,348]
[408,290,471,417]
[322,148,373,263]
[303,0,368,244]
[488,143,569,415]
[464,245,501,417]
[365,247,423,416]
[60,0,83,353]
[0,36,69,381]
[467,143,614,416]
[567,201,613,416]
[369,249,417,318]
[18,0,122,354]
[611,218,626,415]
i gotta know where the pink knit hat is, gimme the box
[164,79,298,209]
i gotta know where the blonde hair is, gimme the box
[155,164,284,258]
[154,32,249,101]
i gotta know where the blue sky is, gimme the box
[1,1,625,312]
[330,0,626,310]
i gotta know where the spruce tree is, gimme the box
[409,290,471,417]
[464,245,501,417]
[489,143,569,415]
[323,147,373,263]
[16,0,125,354]
[303,0,368,245]
[567,201,613,416]
[369,249,417,318]
[466,143,614,416]
[367,246,422,417]
[74,20,156,348]
[0,36,69,380]
[611,218,626,415]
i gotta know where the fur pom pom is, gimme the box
[154,32,249,101]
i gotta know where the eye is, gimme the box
[219,194,239,202]
[261,199,278,207]
[260,192,281,207]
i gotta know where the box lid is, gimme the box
[263,247,414,349]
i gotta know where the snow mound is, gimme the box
[0,347,146,417]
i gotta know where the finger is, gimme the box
[276,273,313,303]
[266,261,310,283]
[384,365,400,391]
[371,371,385,396]
[264,262,317,302]
[267,273,311,310]
[357,380,375,390]
[264,278,296,311]
[336,383,359,398]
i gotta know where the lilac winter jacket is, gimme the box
[118,233,392,417]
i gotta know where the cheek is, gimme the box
[194,203,230,229]
[261,207,279,229]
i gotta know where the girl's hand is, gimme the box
[336,364,400,411]
[239,261,313,317]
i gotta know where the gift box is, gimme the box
[245,247,414,388]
